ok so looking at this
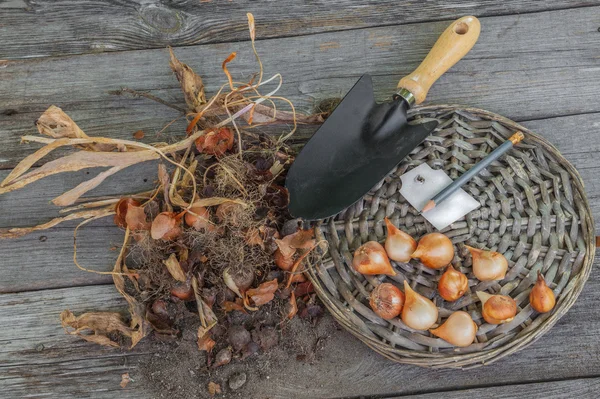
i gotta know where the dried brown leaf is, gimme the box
[60,310,132,348]
[163,253,187,282]
[125,204,150,230]
[151,212,181,240]
[169,47,206,110]
[222,300,247,313]
[242,103,324,125]
[245,227,264,249]
[275,228,315,259]
[208,381,221,396]
[36,106,116,151]
[0,150,158,197]
[111,230,151,348]
[190,197,247,208]
[52,165,127,206]
[197,327,216,352]
[0,207,113,239]
[37,105,88,139]
[246,279,279,306]
[120,373,132,388]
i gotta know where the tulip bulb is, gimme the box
[352,241,396,276]
[466,245,508,281]
[402,281,438,330]
[438,265,468,302]
[384,218,417,263]
[430,311,478,347]
[529,272,556,313]
[369,283,405,320]
[477,291,517,325]
[411,233,454,269]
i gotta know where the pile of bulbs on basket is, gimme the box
[352,218,557,347]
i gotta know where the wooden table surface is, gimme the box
[2,1,600,398]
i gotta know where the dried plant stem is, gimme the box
[110,87,187,113]
[73,213,137,276]
[192,276,207,328]
[0,207,114,239]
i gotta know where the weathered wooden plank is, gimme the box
[1,110,599,293]
[3,7,600,168]
[0,285,143,367]
[0,226,119,293]
[402,378,600,399]
[1,1,597,59]
[1,272,600,398]
[1,357,149,399]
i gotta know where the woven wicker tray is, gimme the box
[306,105,595,369]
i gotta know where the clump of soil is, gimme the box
[137,313,337,398]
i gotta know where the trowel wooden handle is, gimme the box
[398,16,480,105]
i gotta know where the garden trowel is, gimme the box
[286,16,480,220]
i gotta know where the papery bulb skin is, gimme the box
[529,272,556,313]
[411,233,454,269]
[402,281,438,330]
[352,241,396,276]
[384,218,417,263]
[369,283,405,319]
[430,311,478,347]
[466,246,508,281]
[438,265,468,302]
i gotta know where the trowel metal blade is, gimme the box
[285,74,438,220]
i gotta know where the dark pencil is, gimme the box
[422,131,524,212]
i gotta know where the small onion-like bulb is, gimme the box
[529,272,556,313]
[466,245,508,281]
[411,233,454,269]
[384,218,417,263]
[438,265,469,302]
[401,281,438,330]
[352,241,396,276]
[430,311,478,347]
[477,291,517,325]
[369,283,405,320]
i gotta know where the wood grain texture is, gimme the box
[1,357,148,399]
[1,273,600,398]
[3,7,600,169]
[399,16,481,104]
[0,0,597,59]
[1,111,599,293]
[402,378,600,399]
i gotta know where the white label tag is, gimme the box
[399,163,480,230]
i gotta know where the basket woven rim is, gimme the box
[306,104,596,369]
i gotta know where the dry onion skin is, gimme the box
[352,241,396,276]
[150,212,182,240]
[477,291,517,325]
[411,233,454,269]
[438,265,469,302]
[184,203,212,231]
[466,245,508,281]
[529,272,556,313]
[369,283,405,320]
